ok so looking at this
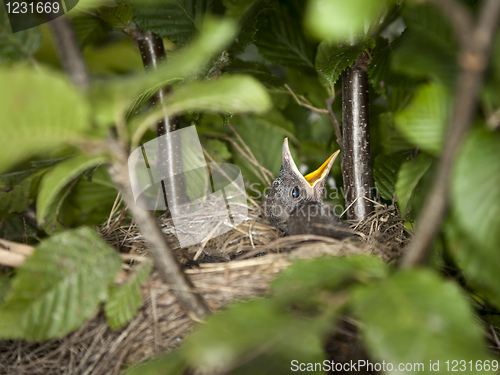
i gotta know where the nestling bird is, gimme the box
[264,138,353,239]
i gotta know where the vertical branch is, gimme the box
[50,20,210,319]
[135,30,187,216]
[401,0,500,268]
[341,52,374,221]
[107,140,210,319]
[48,17,89,90]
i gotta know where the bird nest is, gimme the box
[0,203,410,375]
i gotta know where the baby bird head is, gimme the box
[264,138,340,232]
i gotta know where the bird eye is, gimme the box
[291,186,300,199]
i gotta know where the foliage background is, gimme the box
[0,0,500,373]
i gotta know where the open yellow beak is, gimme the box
[304,150,340,188]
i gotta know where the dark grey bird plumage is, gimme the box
[264,138,353,239]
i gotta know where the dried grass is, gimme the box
[0,200,410,375]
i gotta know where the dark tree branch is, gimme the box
[48,16,89,90]
[134,30,187,217]
[49,21,210,319]
[401,0,500,268]
[341,52,375,221]
[107,138,211,319]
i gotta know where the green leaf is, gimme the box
[132,75,271,144]
[316,39,374,85]
[451,129,500,308]
[126,78,182,119]
[228,0,270,56]
[368,37,417,97]
[395,153,433,216]
[394,83,450,155]
[373,153,407,201]
[105,261,152,330]
[71,13,111,48]
[0,67,91,174]
[391,4,459,88]
[0,169,43,213]
[37,154,108,228]
[378,112,413,154]
[92,17,237,114]
[164,75,272,115]
[0,227,122,341]
[179,299,329,374]
[352,270,491,370]
[222,59,284,89]
[305,0,385,42]
[0,9,41,64]
[132,0,214,45]
[271,256,387,309]
[255,0,316,71]
[98,4,133,30]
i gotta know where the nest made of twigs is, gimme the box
[0,202,410,375]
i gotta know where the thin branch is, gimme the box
[401,0,500,268]
[47,16,89,90]
[326,96,343,146]
[284,83,329,114]
[107,138,211,319]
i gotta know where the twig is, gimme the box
[401,0,500,268]
[47,17,89,90]
[326,96,343,146]
[134,30,186,216]
[284,83,329,114]
[107,138,210,319]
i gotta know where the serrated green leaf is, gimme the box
[451,129,500,308]
[91,17,237,115]
[98,4,133,30]
[394,83,450,155]
[132,0,214,45]
[395,153,433,216]
[222,0,256,17]
[37,154,108,228]
[126,78,182,119]
[391,4,459,88]
[40,178,78,234]
[105,261,152,330]
[228,0,269,56]
[0,170,42,213]
[164,74,272,115]
[0,9,41,64]
[378,112,413,154]
[305,0,386,42]
[392,30,458,89]
[316,40,374,85]
[0,67,91,174]
[255,0,316,71]
[368,37,417,97]
[352,270,491,370]
[222,59,283,89]
[373,153,407,201]
[0,227,122,341]
[132,75,271,144]
[271,256,387,309]
[179,299,329,374]
[71,13,111,47]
